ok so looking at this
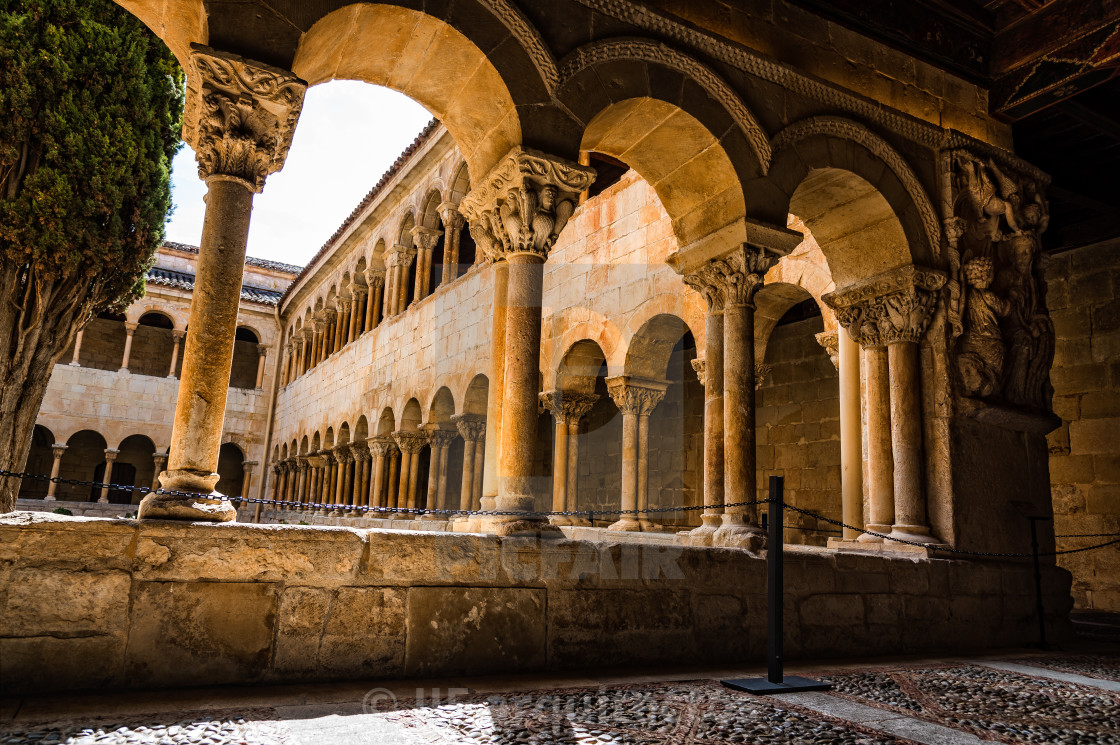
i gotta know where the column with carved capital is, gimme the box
[168,330,185,378]
[423,426,457,517]
[99,449,119,503]
[324,308,338,358]
[348,285,365,341]
[540,391,598,525]
[366,270,385,330]
[141,46,305,522]
[69,328,84,366]
[452,414,486,519]
[393,432,427,516]
[439,203,465,285]
[119,322,138,373]
[605,378,667,531]
[337,298,352,349]
[460,146,595,535]
[151,451,168,493]
[412,226,441,300]
[683,269,726,544]
[254,344,269,389]
[45,444,67,500]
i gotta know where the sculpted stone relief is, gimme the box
[946,151,1054,411]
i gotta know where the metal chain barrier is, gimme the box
[6,466,1119,557]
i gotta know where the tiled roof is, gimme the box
[162,241,303,275]
[279,118,442,307]
[147,266,285,306]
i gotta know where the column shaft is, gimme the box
[888,341,935,542]
[722,302,758,525]
[168,332,183,377]
[436,445,450,511]
[482,261,508,505]
[613,411,640,530]
[459,438,476,511]
[551,417,568,518]
[69,329,83,366]
[839,328,864,540]
[119,325,136,372]
[862,346,894,539]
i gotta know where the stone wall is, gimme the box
[757,316,842,545]
[73,317,127,372]
[1045,238,1120,611]
[0,512,1073,694]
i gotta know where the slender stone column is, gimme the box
[436,438,452,510]
[472,437,485,509]
[566,420,581,519]
[459,146,594,535]
[838,328,863,540]
[825,265,946,545]
[480,260,508,514]
[151,451,168,492]
[452,414,485,513]
[254,344,268,389]
[240,460,256,507]
[302,330,314,374]
[335,298,350,348]
[386,446,401,510]
[540,391,598,525]
[99,449,119,503]
[269,464,281,501]
[393,432,427,514]
[168,330,184,378]
[141,46,305,522]
[423,426,456,517]
[69,328,83,366]
[323,309,338,358]
[45,444,67,500]
[382,257,398,318]
[605,378,667,531]
[348,285,364,341]
[368,437,391,512]
[391,434,413,515]
[438,203,465,285]
[366,271,384,329]
[412,226,441,301]
[292,458,305,506]
[332,446,352,514]
[119,322,137,373]
[354,442,371,510]
[306,455,324,509]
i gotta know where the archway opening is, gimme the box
[116,434,157,505]
[75,312,127,372]
[230,327,260,389]
[130,312,175,378]
[20,425,55,499]
[60,430,107,502]
[217,442,246,500]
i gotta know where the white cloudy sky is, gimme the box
[165,81,432,268]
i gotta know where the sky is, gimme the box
[165,81,433,268]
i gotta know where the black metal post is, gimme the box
[722,475,830,694]
[1028,516,1049,650]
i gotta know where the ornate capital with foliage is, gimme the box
[815,331,840,370]
[605,376,668,416]
[824,265,946,347]
[182,45,306,192]
[392,431,428,455]
[451,413,486,442]
[460,146,595,262]
[685,243,778,311]
[438,202,466,232]
[411,226,442,252]
[539,391,599,425]
[422,424,458,449]
[368,436,396,458]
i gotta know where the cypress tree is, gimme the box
[0,0,184,511]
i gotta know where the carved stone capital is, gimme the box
[392,431,428,454]
[451,413,486,442]
[422,424,458,449]
[691,358,708,387]
[683,268,726,312]
[51,444,69,457]
[365,268,386,289]
[438,202,466,232]
[182,45,307,192]
[411,225,442,252]
[460,146,595,262]
[685,244,778,311]
[385,244,416,269]
[824,265,946,347]
[104,448,120,463]
[605,376,668,416]
[320,451,337,467]
[539,390,599,425]
[349,282,368,298]
[755,363,773,389]
[337,297,352,311]
[814,331,840,370]
[368,435,396,458]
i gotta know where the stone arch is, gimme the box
[463,374,488,415]
[621,294,706,365]
[59,430,108,502]
[337,422,351,445]
[397,212,415,248]
[311,431,322,452]
[624,313,692,380]
[551,310,624,386]
[429,387,455,423]
[448,161,470,203]
[229,326,260,389]
[377,408,395,436]
[324,427,335,450]
[558,339,608,395]
[291,2,540,179]
[400,399,423,431]
[114,434,157,505]
[20,425,56,499]
[762,117,939,287]
[300,435,309,455]
[216,442,245,499]
[129,311,176,378]
[354,416,369,442]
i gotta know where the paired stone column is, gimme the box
[412,226,441,301]
[168,330,184,378]
[480,259,507,516]
[99,449,119,503]
[69,328,83,366]
[45,444,67,500]
[367,436,393,511]
[392,431,427,515]
[539,391,598,524]
[837,328,863,540]
[423,425,456,517]
[324,308,338,358]
[460,146,595,535]
[825,265,945,545]
[452,414,486,513]
[438,203,465,284]
[151,451,168,492]
[348,285,365,341]
[386,445,401,510]
[269,464,282,501]
[365,270,385,330]
[683,271,726,545]
[605,378,668,531]
[140,45,305,522]
[306,455,324,509]
[352,441,371,510]
[254,344,268,389]
[119,322,138,373]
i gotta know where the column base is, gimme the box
[548,515,573,526]
[137,493,236,522]
[607,518,642,532]
[713,515,767,553]
[856,524,892,543]
[43,495,56,502]
[487,517,564,538]
[684,513,723,546]
[889,524,940,545]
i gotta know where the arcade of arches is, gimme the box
[7,0,1119,694]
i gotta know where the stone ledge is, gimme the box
[0,512,1074,694]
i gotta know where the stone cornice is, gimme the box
[182,45,306,192]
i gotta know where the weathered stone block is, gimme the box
[1,634,126,694]
[0,569,129,636]
[126,581,278,688]
[799,594,865,626]
[405,587,545,676]
[319,587,407,677]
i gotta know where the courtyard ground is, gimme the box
[3,630,1117,745]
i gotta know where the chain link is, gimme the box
[7,467,1119,557]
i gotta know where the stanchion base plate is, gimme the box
[721,676,832,694]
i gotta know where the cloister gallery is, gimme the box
[4,0,1119,694]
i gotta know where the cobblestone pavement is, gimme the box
[822,663,1120,744]
[2,654,1118,745]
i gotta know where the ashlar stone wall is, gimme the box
[1045,237,1120,611]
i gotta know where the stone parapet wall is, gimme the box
[0,513,1072,695]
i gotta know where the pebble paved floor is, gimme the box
[2,651,1117,745]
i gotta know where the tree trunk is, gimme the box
[0,262,92,512]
